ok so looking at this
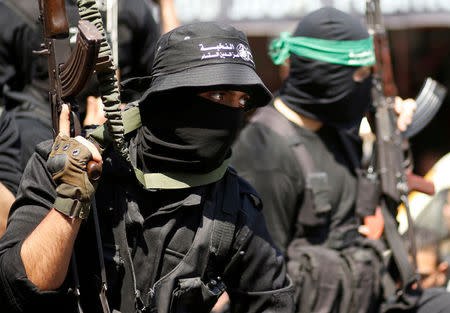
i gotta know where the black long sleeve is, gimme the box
[0,110,22,195]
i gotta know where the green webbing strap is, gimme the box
[76,0,129,163]
[88,105,141,149]
[269,32,375,67]
[88,106,229,189]
[122,106,142,134]
[0,106,3,117]
[134,158,230,189]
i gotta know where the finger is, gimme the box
[95,97,107,125]
[75,136,102,162]
[403,98,417,112]
[398,113,412,132]
[398,112,414,131]
[404,114,413,125]
[397,118,407,132]
[394,96,403,114]
[59,104,71,137]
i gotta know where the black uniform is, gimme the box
[232,104,359,255]
[232,7,450,313]
[0,139,293,313]
[0,21,294,313]
[0,108,22,195]
[0,0,159,167]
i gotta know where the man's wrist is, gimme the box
[53,197,91,219]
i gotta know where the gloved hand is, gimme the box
[47,134,102,219]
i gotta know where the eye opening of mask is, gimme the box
[192,85,255,111]
[143,86,256,111]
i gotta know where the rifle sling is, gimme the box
[70,252,83,313]
[250,105,316,176]
[380,198,419,309]
[91,200,111,313]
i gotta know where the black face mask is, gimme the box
[280,55,372,130]
[279,7,373,130]
[134,94,244,173]
[321,75,373,129]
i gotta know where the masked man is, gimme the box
[232,7,450,313]
[0,22,293,313]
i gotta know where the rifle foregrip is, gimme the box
[43,0,70,39]
[60,20,103,99]
[406,172,435,195]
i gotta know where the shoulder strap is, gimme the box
[252,105,335,238]
[205,170,241,285]
[210,170,239,262]
[250,105,316,176]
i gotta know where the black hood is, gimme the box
[280,7,372,130]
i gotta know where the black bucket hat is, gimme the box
[139,22,272,109]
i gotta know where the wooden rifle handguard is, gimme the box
[41,0,69,39]
[87,160,102,181]
[405,170,435,195]
[86,140,102,181]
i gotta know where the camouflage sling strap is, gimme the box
[76,0,129,164]
[74,1,125,313]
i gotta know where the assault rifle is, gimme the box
[36,2,106,310]
[36,0,103,137]
[365,0,446,304]
[36,0,103,179]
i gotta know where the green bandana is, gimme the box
[269,32,375,67]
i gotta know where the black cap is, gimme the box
[293,7,369,41]
[140,22,272,109]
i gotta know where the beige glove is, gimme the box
[47,134,100,219]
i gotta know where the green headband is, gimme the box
[269,32,375,67]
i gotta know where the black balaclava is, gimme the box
[133,91,244,173]
[279,7,372,130]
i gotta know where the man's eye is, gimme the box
[211,93,223,101]
[239,96,250,107]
